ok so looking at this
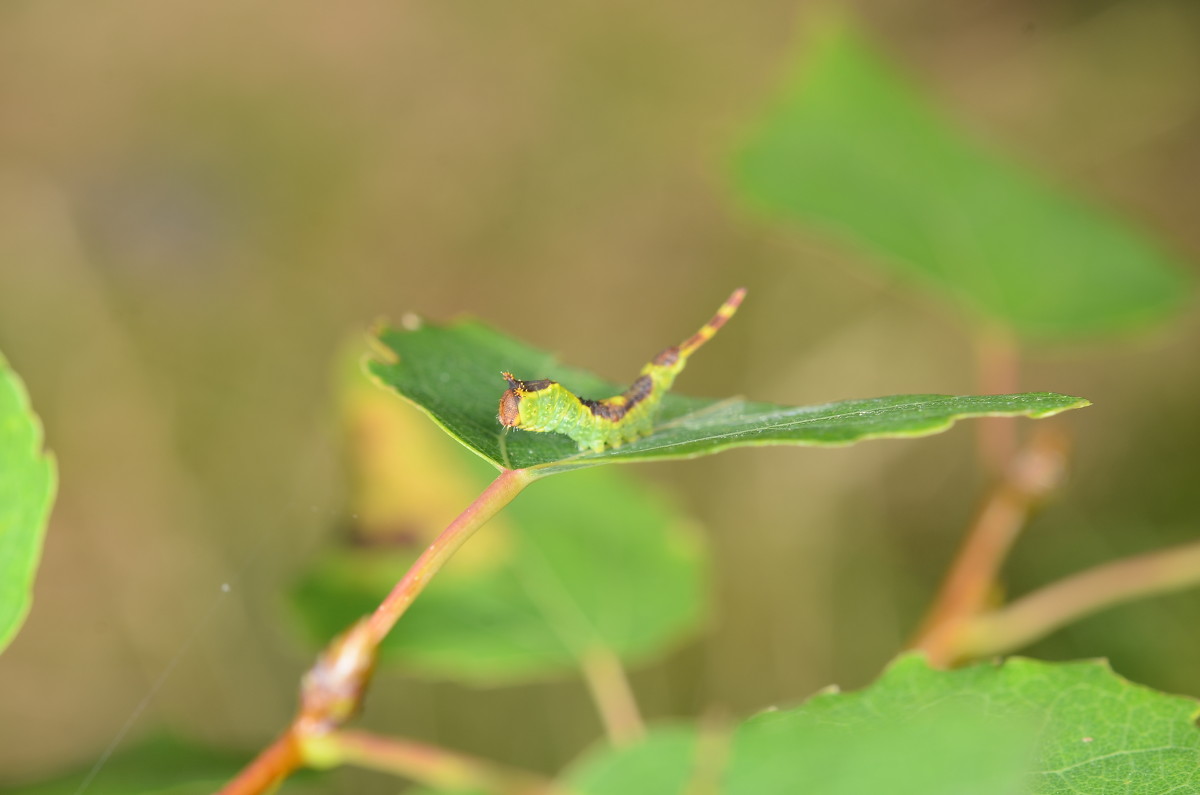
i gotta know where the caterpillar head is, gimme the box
[498,372,554,428]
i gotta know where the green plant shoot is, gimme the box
[498,288,746,452]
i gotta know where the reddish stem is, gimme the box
[910,426,1069,666]
[217,731,303,795]
[366,467,532,644]
[957,539,1200,658]
[328,729,559,794]
[974,329,1020,474]
[218,467,534,793]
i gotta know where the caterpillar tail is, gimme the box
[498,288,747,451]
[677,287,746,360]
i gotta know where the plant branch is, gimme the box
[219,467,534,794]
[365,466,534,643]
[216,731,303,795]
[684,713,733,795]
[974,329,1020,474]
[319,729,561,794]
[955,538,1200,659]
[910,426,1069,666]
[579,645,645,746]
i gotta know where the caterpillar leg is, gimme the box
[620,416,653,446]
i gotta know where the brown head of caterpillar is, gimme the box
[498,372,523,427]
[498,372,556,429]
[496,374,520,429]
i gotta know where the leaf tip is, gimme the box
[1033,395,1092,418]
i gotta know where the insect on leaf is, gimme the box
[367,292,1089,476]
[498,289,746,453]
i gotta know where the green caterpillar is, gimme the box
[498,288,746,452]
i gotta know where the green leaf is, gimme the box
[566,655,1200,794]
[368,318,1088,475]
[0,351,56,654]
[733,18,1192,341]
[294,349,704,681]
[293,463,705,681]
[0,735,323,795]
[568,726,700,795]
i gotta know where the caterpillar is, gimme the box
[498,288,746,452]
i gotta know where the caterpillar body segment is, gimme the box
[678,286,744,358]
[498,288,746,452]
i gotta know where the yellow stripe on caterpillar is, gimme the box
[498,288,746,452]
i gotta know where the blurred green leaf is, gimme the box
[293,463,705,681]
[0,736,322,795]
[0,351,56,654]
[368,318,1089,475]
[728,704,1031,795]
[568,726,700,795]
[567,655,1200,794]
[734,18,1192,341]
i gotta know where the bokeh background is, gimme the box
[1,0,1198,791]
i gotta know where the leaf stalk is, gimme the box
[313,729,561,794]
[579,645,646,746]
[956,538,1200,659]
[910,426,1069,666]
[365,466,534,644]
[218,467,534,794]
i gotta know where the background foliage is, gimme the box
[0,2,1197,792]
[0,354,55,655]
